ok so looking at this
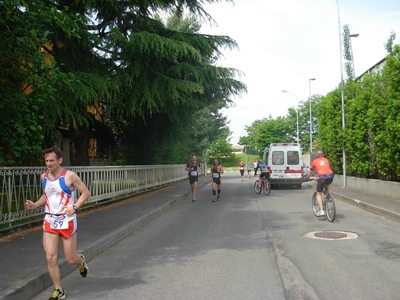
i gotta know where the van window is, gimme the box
[287,151,299,165]
[272,151,284,165]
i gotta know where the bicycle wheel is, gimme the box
[312,192,319,216]
[264,180,271,195]
[254,180,261,194]
[325,195,336,222]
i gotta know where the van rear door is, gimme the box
[269,148,286,181]
[266,143,303,188]
[285,149,303,183]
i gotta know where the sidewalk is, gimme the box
[1,176,399,300]
[0,176,209,300]
[304,180,400,222]
[330,182,400,222]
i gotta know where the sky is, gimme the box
[199,0,400,145]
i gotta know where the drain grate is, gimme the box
[314,231,347,239]
[304,231,358,240]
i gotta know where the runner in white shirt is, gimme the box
[25,146,90,300]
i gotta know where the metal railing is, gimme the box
[0,165,196,231]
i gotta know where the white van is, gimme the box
[263,143,304,189]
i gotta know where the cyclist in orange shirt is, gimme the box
[306,150,334,216]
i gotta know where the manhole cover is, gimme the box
[304,231,358,240]
[314,231,347,239]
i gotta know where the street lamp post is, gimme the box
[350,33,359,78]
[309,78,316,154]
[281,90,299,143]
[335,0,347,187]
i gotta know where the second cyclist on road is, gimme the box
[258,160,270,185]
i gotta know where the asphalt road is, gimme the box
[33,173,400,300]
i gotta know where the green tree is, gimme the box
[317,88,344,173]
[209,127,234,158]
[1,0,246,166]
[238,94,323,155]
[317,42,400,180]
[99,1,245,164]
[343,24,354,80]
[0,0,82,165]
[384,31,396,54]
[239,116,291,153]
[255,116,291,150]
[297,94,321,153]
[374,44,400,180]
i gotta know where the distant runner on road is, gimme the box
[246,162,252,179]
[239,160,245,181]
[185,154,201,202]
[211,158,224,202]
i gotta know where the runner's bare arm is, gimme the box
[69,172,90,209]
[25,193,46,210]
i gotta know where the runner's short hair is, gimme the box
[44,146,63,160]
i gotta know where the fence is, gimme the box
[0,164,197,231]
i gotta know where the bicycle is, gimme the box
[254,176,271,195]
[312,186,336,222]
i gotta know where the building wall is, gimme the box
[55,139,70,166]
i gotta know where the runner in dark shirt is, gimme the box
[185,154,201,202]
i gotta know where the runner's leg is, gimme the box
[43,232,62,289]
[212,181,217,201]
[62,233,82,265]
[190,180,198,201]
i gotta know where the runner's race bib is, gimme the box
[190,171,198,176]
[240,167,244,170]
[49,215,69,229]
[212,173,220,178]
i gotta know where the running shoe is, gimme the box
[192,197,196,202]
[49,288,66,300]
[217,195,220,201]
[78,254,89,277]
[317,210,326,216]
[213,196,217,202]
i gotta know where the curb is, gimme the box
[1,192,191,300]
[331,192,400,223]
[302,181,400,223]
